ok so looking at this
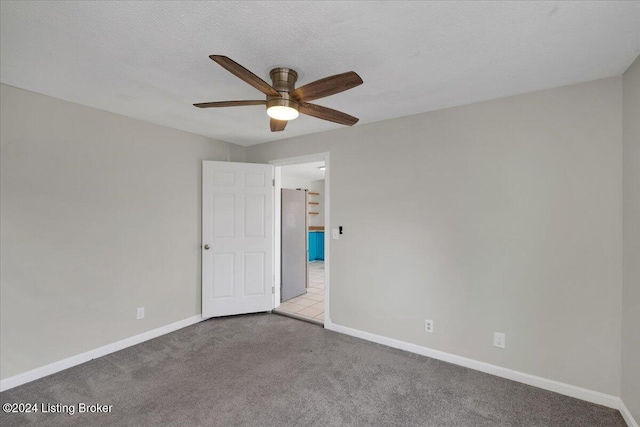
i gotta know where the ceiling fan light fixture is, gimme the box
[194,56,363,132]
[267,105,299,121]
[266,90,300,121]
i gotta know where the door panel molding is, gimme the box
[202,161,274,319]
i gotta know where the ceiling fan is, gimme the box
[194,55,363,132]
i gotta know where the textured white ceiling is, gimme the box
[1,1,639,146]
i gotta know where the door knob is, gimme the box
[204,244,210,250]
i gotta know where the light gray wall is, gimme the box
[0,84,245,380]
[281,176,312,190]
[247,77,623,396]
[622,55,640,421]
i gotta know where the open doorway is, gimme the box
[271,155,329,326]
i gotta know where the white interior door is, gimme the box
[202,161,274,319]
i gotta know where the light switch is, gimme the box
[332,229,340,240]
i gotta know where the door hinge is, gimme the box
[272,179,275,187]
[272,285,275,294]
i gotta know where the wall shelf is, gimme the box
[308,192,320,221]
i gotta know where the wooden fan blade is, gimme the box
[209,55,280,97]
[291,71,363,102]
[270,118,287,132]
[299,103,359,126]
[193,100,266,108]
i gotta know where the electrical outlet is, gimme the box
[493,332,505,348]
[136,307,145,320]
[425,319,434,333]
[332,229,340,240]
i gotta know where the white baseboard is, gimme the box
[0,315,203,392]
[2,315,636,427]
[326,322,621,410]
[620,400,639,427]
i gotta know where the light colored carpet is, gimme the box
[0,313,625,426]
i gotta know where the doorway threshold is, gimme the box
[272,309,324,326]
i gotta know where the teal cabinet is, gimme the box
[316,232,324,261]
[308,232,316,261]
[308,232,325,261]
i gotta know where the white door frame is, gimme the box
[270,152,331,326]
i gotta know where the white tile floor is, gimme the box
[274,261,324,324]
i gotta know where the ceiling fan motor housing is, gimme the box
[267,67,299,112]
